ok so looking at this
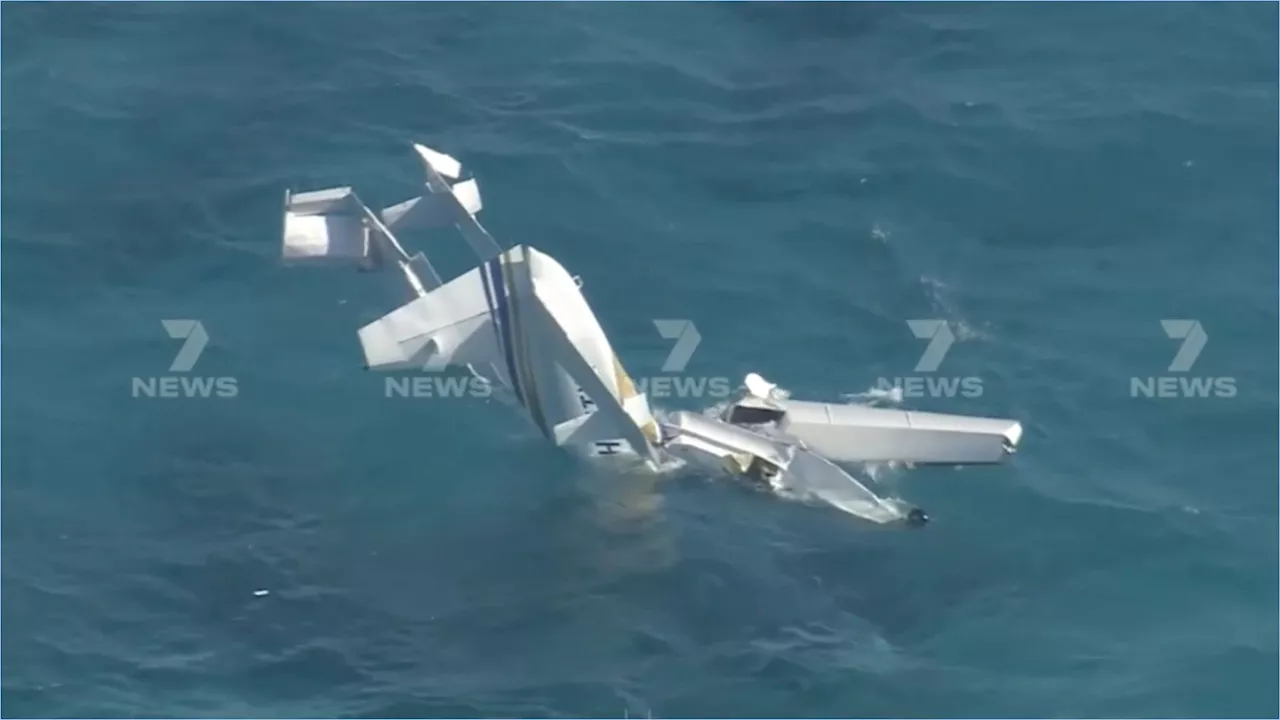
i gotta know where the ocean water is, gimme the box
[2,3,1277,717]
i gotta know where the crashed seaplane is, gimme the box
[281,144,1023,527]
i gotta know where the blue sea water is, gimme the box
[2,2,1278,717]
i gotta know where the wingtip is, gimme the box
[412,143,462,180]
[1003,421,1024,454]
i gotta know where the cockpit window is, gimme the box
[726,404,786,426]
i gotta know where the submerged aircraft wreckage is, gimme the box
[281,144,1023,527]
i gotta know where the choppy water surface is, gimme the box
[3,3,1277,717]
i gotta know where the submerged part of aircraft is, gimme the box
[280,144,1024,526]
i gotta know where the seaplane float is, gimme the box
[280,144,1024,527]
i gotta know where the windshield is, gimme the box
[725,403,786,426]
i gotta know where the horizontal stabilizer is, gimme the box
[285,186,358,215]
[282,187,373,267]
[452,178,482,215]
[380,178,483,233]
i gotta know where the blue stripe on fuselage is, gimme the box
[480,258,504,376]
[486,256,524,407]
